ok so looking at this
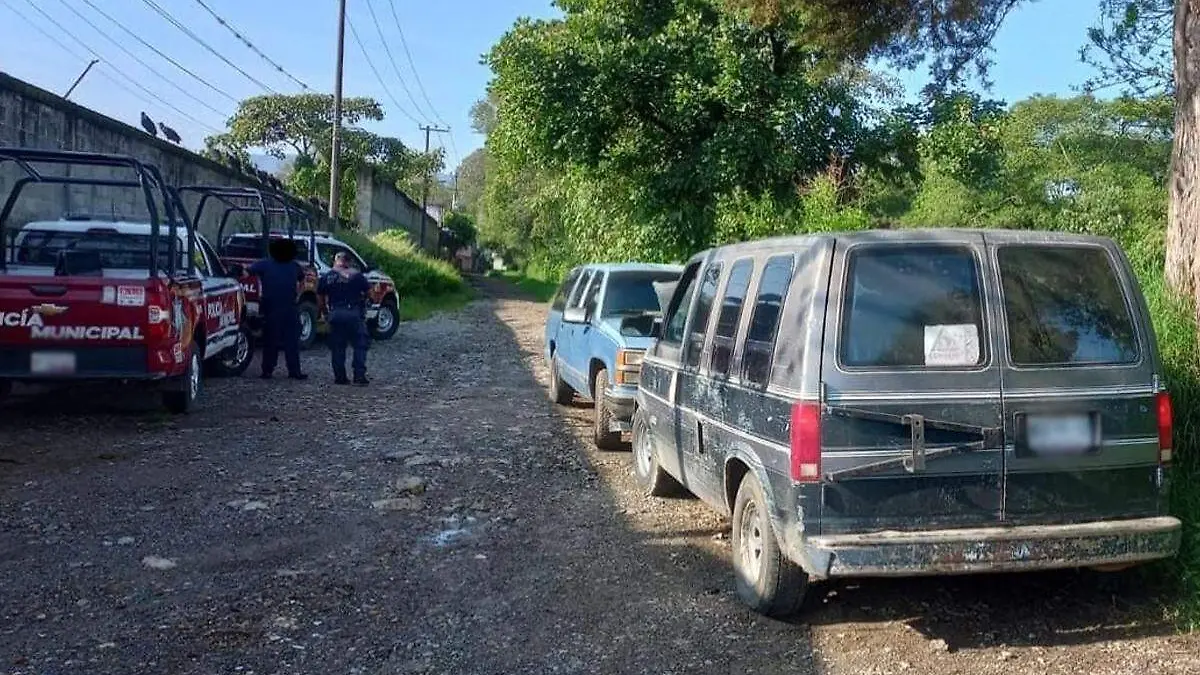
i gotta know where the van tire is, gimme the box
[731,473,808,618]
[593,368,623,451]
[548,356,573,405]
[632,412,682,497]
[163,349,201,414]
[297,300,319,350]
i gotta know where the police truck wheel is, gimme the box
[593,368,623,451]
[548,356,573,405]
[369,299,400,340]
[297,300,319,350]
[731,473,808,618]
[632,412,682,497]
[210,323,254,377]
[163,349,201,414]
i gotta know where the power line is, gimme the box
[57,0,232,116]
[385,0,448,127]
[11,0,222,134]
[191,0,311,91]
[70,0,240,106]
[135,0,278,94]
[362,0,433,123]
[346,14,423,126]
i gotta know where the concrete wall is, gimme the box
[355,164,436,252]
[0,72,313,243]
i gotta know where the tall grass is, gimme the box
[338,229,472,320]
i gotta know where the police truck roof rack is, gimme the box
[173,184,316,263]
[0,147,190,277]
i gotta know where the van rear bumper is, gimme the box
[801,516,1182,578]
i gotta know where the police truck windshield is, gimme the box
[602,271,680,316]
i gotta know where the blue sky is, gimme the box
[0,0,1100,170]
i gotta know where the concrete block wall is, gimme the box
[0,72,310,244]
[355,164,436,253]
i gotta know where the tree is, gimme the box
[1165,0,1200,313]
[207,93,383,161]
[455,148,487,217]
[1081,0,1174,97]
[441,211,478,251]
[469,95,499,136]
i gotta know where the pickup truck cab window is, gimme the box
[551,268,582,311]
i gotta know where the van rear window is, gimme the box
[841,246,985,368]
[998,246,1138,365]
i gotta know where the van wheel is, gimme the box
[593,368,623,451]
[163,349,201,414]
[209,323,254,377]
[548,356,573,405]
[632,412,682,497]
[297,300,319,350]
[732,473,808,618]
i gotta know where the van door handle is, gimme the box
[30,285,68,297]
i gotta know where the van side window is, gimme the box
[710,259,753,377]
[741,255,794,386]
[552,269,582,311]
[998,246,1138,365]
[841,246,984,368]
[662,263,701,345]
[567,270,594,308]
[684,263,723,368]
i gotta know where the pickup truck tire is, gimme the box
[297,300,319,350]
[593,369,623,451]
[731,473,808,618]
[210,323,254,377]
[632,412,682,497]
[163,349,201,414]
[369,298,400,340]
[548,356,573,405]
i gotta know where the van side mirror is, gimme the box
[562,306,589,324]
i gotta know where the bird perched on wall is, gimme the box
[140,112,157,137]
[159,123,181,144]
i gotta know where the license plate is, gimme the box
[1025,414,1095,455]
[30,351,76,375]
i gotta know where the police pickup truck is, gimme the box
[0,149,250,413]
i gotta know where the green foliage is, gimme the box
[1081,0,1174,97]
[336,229,467,301]
[441,212,478,251]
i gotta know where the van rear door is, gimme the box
[819,233,1005,534]
[988,233,1163,524]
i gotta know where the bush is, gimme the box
[337,229,469,312]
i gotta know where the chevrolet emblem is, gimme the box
[31,304,68,316]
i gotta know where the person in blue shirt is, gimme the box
[249,238,308,380]
[317,251,371,385]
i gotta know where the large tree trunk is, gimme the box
[1166,0,1200,314]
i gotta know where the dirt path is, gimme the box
[0,277,1195,675]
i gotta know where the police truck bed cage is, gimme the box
[174,185,316,261]
[0,148,191,277]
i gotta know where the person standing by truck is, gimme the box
[249,238,307,380]
[318,251,371,385]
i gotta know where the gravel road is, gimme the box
[0,277,1196,675]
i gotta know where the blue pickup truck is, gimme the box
[543,263,683,449]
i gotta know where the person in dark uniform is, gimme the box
[318,251,371,385]
[249,238,307,380]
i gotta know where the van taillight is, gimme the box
[789,401,822,482]
[1157,391,1173,465]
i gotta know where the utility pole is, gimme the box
[418,124,450,252]
[452,171,459,210]
[64,59,99,100]
[327,0,347,220]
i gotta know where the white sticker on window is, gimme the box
[924,324,980,366]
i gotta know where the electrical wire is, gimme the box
[9,0,223,134]
[135,0,277,93]
[362,0,433,123]
[385,0,448,127]
[346,14,423,126]
[191,0,311,91]
[56,0,232,116]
